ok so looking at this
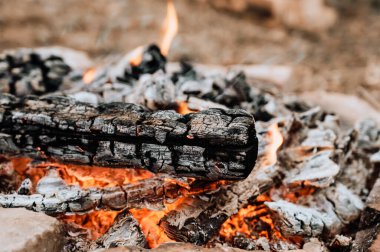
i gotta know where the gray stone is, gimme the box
[0,208,63,252]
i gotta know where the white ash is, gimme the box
[284,151,340,188]
[265,199,340,237]
[325,183,364,224]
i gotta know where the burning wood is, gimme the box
[159,121,283,245]
[0,94,258,181]
[0,10,379,248]
[0,170,189,213]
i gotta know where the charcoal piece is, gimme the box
[0,49,71,97]
[171,61,196,84]
[124,71,176,110]
[122,44,167,81]
[0,94,258,181]
[214,71,251,107]
[242,92,276,122]
[17,178,32,195]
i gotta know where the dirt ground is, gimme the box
[1,0,380,107]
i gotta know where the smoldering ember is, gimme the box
[0,2,380,252]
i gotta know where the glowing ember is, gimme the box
[177,101,197,115]
[83,67,97,84]
[219,123,285,242]
[160,0,178,56]
[17,161,154,189]
[57,164,154,188]
[130,197,189,248]
[7,124,280,249]
[271,184,316,203]
[219,198,283,242]
[61,210,120,239]
[10,160,156,241]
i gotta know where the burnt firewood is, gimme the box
[0,170,187,213]
[158,111,350,245]
[91,210,147,249]
[159,122,280,245]
[0,94,258,181]
[0,49,71,97]
[159,162,279,245]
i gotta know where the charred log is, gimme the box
[0,94,258,180]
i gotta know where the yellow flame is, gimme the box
[83,67,96,84]
[129,45,144,66]
[177,101,197,115]
[160,0,178,56]
[264,123,283,166]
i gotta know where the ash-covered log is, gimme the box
[0,170,190,213]
[0,94,258,181]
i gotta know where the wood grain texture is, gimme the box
[0,94,258,180]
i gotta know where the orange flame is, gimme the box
[219,194,283,242]
[83,67,96,84]
[177,101,197,115]
[263,123,283,167]
[160,0,178,56]
[219,124,285,243]
[8,123,285,248]
[129,46,144,66]
[25,163,154,189]
[130,197,189,248]
[61,210,120,239]
[128,0,178,66]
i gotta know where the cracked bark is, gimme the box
[0,94,258,180]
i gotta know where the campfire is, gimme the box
[0,1,379,252]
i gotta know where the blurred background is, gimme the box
[0,0,380,106]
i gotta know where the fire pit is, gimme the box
[0,1,379,252]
